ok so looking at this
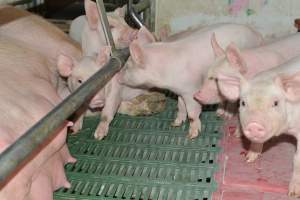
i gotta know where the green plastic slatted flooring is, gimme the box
[54,95,223,200]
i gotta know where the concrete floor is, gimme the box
[214,117,298,200]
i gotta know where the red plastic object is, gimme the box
[213,117,298,200]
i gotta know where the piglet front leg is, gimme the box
[94,80,122,140]
[216,102,226,118]
[233,123,242,138]
[245,142,263,162]
[289,136,300,197]
[183,95,202,139]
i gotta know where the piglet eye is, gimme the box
[240,100,246,107]
[273,100,279,107]
[78,79,82,84]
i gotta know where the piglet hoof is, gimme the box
[245,151,260,163]
[94,123,109,140]
[187,119,201,139]
[187,127,201,139]
[289,180,300,198]
[187,131,199,139]
[171,119,183,127]
[94,130,106,140]
[216,108,225,117]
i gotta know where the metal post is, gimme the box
[143,7,151,29]
[0,48,129,186]
[128,0,144,28]
[96,0,116,52]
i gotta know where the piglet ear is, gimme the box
[217,72,245,102]
[57,54,74,77]
[226,43,247,75]
[96,46,111,66]
[84,0,99,30]
[276,71,300,102]
[129,41,144,65]
[114,5,126,18]
[211,32,225,57]
[137,26,156,45]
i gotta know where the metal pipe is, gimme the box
[96,0,116,51]
[143,6,151,29]
[128,0,144,28]
[0,48,129,185]
[10,0,32,6]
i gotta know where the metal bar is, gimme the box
[143,7,151,29]
[96,0,116,52]
[9,0,32,6]
[0,48,129,185]
[149,0,156,32]
[128,0,144,28]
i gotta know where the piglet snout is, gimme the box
[244,122,266,139]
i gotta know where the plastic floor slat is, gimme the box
[54,97,222,200]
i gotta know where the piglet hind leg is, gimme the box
[69,106,87,134]
[94,103,120,140]
[171,96,187,127]
[94,115,111,140]
[70,114,84,134]
[289,136,300,197]
[184,96,202,139]
[94,84,121,140]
